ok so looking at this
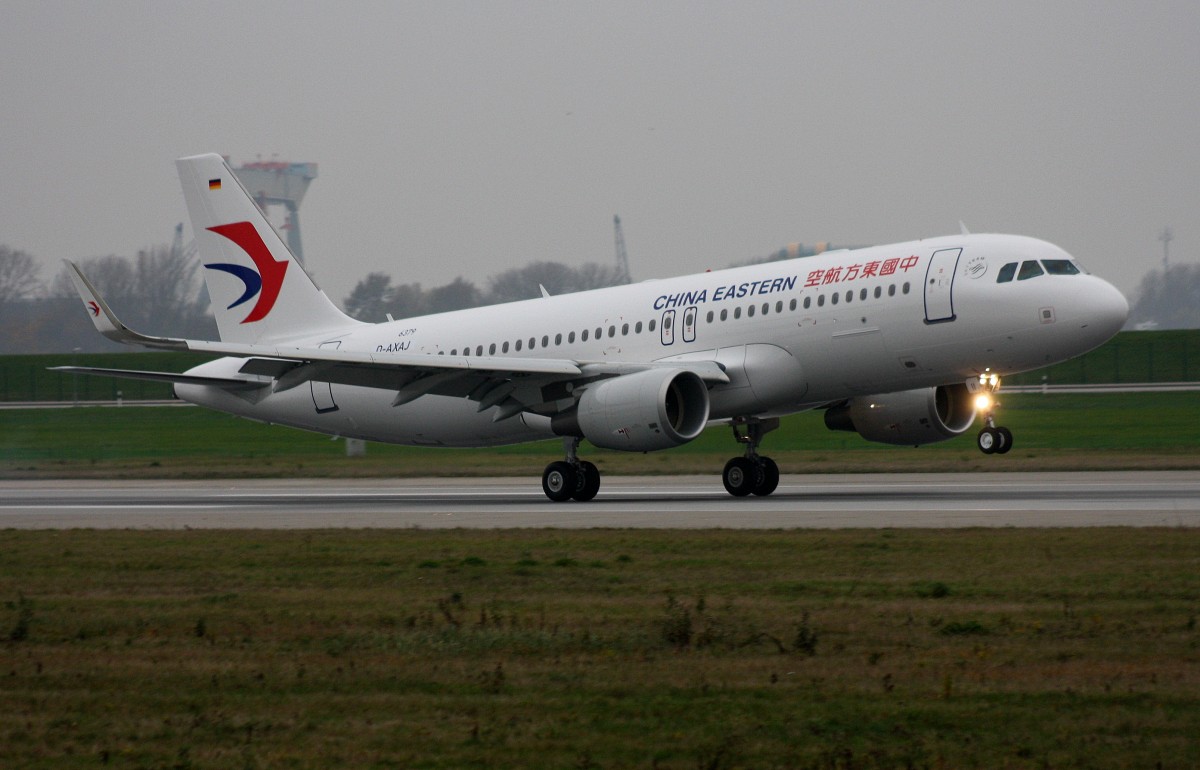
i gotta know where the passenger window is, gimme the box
[803,296,811,309]
[818,295,825,307]
[789,298,797,311]
[595,327,602,339]
[1018,261,1045,280]
[542,335,549,347]
[649,319,656,332]
[515,340,522,352]
[489,343,496,355]
[502,341,509,353]
[845,290,852,303]
[997,262,1018,283]
[888,285,896,297]
[832,293,839,305]
[475,345,483,356]
[1042,259,1080,275]
[635,321,643,333]
[555,333,562,345]
[621,323,629,336]
[747,305,756,317]
[581,329,589,342]
[608,326,616,337]
[451,349,457,356]
[762,302,769,315]
[860,288,867,301]
[529,337,535,349]
[903,282,910,294]
[734,307,742,319]
[706,311,714,323]
[568,331,576,343]
[874,286,881,299]
[776,301,783,313]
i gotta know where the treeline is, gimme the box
[342,260,628,321]
[0,242,630,352]
[1127,263,1200,330]
[0,244,216,353]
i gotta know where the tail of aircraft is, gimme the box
[176,153,360,344]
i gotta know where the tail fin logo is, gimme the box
[203,222,289,324]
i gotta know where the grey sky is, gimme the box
[2,0,1197,308]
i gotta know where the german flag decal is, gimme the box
[208,178,222,191]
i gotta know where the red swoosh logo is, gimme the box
[206,222,288,323]
[87,301,100,317]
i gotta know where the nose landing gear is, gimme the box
[722,418,781,497]
[972,372,1013,455]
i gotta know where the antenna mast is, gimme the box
[1158,226,1173,270]
[613,215,632,284]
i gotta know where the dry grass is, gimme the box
[2,528,1198,768]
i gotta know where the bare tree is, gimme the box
[0,245,42,302]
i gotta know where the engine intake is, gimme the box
[824,384,976,446]
[553,368,710,452]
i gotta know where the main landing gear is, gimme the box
[973,372,1013,455]
[541,437,601,502]
[722,418,781,497]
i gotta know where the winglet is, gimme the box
[64,260,187,350]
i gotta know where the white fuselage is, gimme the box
[176,233,1127,447]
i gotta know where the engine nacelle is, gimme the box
[552,368,710,452]
[824,384,976,446]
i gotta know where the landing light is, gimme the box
[974,394,994,412]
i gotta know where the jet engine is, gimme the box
[823,384,975,446]
[552,368,710,452]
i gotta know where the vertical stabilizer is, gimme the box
[176,153,360,344]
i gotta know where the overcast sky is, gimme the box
[2,0,1197,307]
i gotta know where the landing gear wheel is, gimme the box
[542,461,578,502]
[572,461,601,502]
[723,457,757,497]
[752,457,780,496]
[995,427,1013,455]
[977,427,1000,455]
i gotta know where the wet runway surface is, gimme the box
[2,471,1197,529]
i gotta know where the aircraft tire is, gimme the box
[996,427,1014,455]
[572,461,601,502]
[542,461,578,502]
[752,457,780,496]
[977,427,999,455]
[723,457,757,497]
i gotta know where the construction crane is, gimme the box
[613,215,632,284]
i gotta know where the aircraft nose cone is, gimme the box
[1093,279,1129,337]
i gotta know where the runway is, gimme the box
[1,471,1197,529]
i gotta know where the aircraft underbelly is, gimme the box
[176,383,555,448]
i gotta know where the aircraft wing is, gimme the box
[61,261,728,418]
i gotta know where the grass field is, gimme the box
[2,391,1198,479]
[1,528,1198,768]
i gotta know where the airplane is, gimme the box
[56,153,1129,501]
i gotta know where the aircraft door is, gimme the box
[311,341,340,413]
[682,306,698,343]
[924,248,962,323]
[660,310,676,345]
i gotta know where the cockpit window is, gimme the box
[1017,260,1045,280]
[1041,259,1080,275]
[997,262,1018,283]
